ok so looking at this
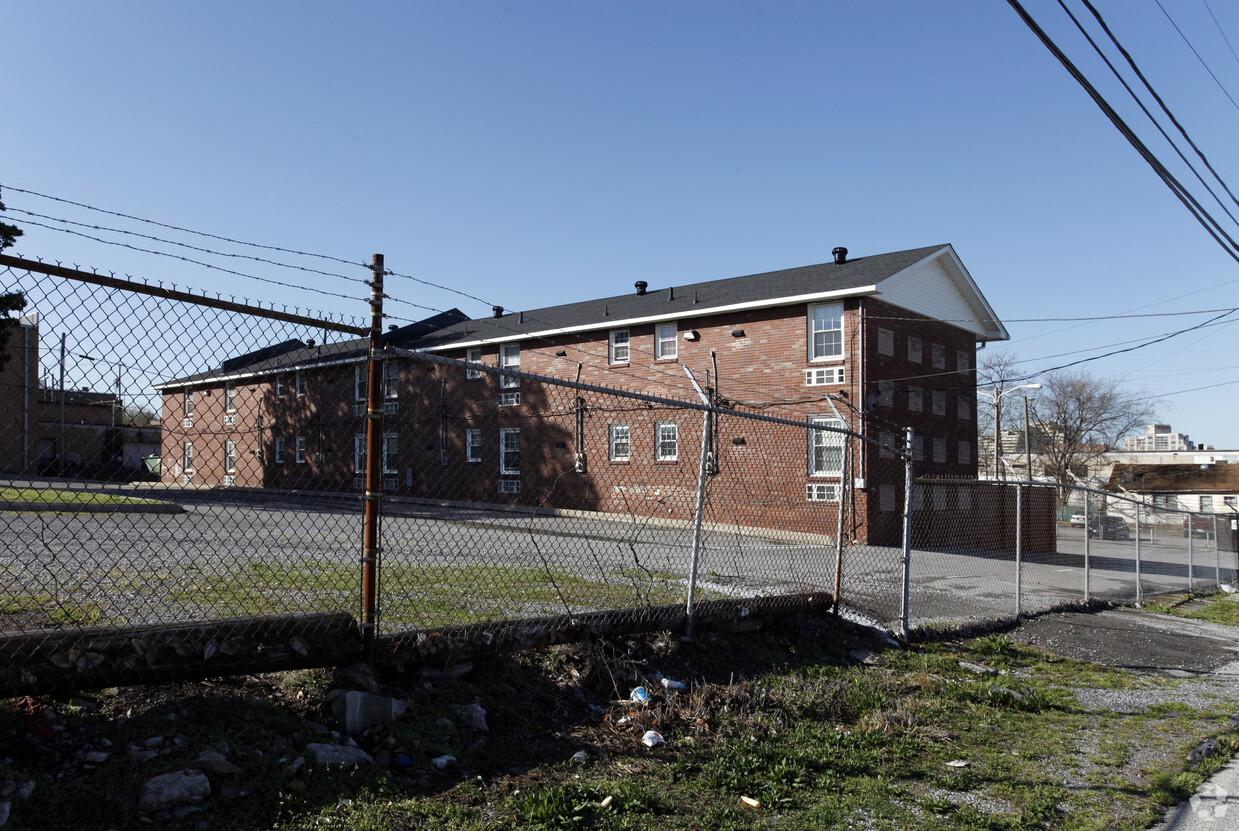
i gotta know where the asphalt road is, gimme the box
[2,487,1235,634]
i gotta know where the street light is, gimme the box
[976,383,1041,480]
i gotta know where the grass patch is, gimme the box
[0,487,168,508]
[1150,592,1239,627]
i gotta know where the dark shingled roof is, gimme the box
[156,308,468,388]
[1107,463,1239,493]
[407,245,947,350]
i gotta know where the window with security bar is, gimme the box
[808,416,844,475]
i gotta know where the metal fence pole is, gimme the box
[1015,484,1023,618]
[1216,515,1222,587]
[1135,503,1142,606]
[899,427,914,639]
[683,406,712,640]
[1187,511,1194,590]
[361,254,385,665]
[833,435,849,613]
[1083,490,1091,602]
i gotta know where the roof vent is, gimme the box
[635,281,648,296]
[832,247,848,265]
[492,305,504,318]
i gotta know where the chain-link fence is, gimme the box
[906,476,1239,634]
[3,256,1237,693]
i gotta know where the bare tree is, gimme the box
[1030,370,1154,502]
[976,349,1034,478]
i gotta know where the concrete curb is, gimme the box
[0,500,184,515]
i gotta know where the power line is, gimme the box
[1,184,366,269]
[1155,0,1239,114]
[1007,0,1239,266]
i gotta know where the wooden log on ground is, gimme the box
[379,593,833,672]
[0,611,359,697]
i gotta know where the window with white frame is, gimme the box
[183,391,194,417]
[805,366,845,386]
[466,347,482,379]
[383,433,398,474]
[384,360,398,399]
[354,365,368,402]
[908,386,922,413]
[806,482,841,502]
[183,441,194,471]
[275,375,286,398]
[466,429,482,463]
[296,436,307,464]
[1200,495,1213,512]
[225,439,236,473]
[224,382,236,412]
[609,330,630,364]
[295,371,305,397]
[498,479,520,494]
[655,422,679,461]
[933,437,947,464]
[656,323,677,360]
[354,434,365,474]
[932,390,946,416]
[500,345,520,405]
[808,303,844,361]
[808,416,844,476]
[931,343,946,369]
[956,350,971,373]
[957,440,970,465]
[609,424,631,461]
[499,428,520,474]
[957,396,971,420]
[1152,493,1173,508]
[274,437,285,464]
[907,336,922,363]
[877,327,894,356]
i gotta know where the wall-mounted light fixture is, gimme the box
[683,330,700,341]
[555,350,567,357]
[731,329,745,338]
[732,437,747,445]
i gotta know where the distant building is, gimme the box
[1123,424,1194,453]
[0,313,158,475]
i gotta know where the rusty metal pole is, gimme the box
[361,254,385,665]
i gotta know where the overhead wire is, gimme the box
[1154,0,1239,114]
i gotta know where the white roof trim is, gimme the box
[152,354,366,391]
[421,285,879,351]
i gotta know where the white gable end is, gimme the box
[873,248,1007,341]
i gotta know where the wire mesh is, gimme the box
[5,258,1239,692]
[0,262,367,691]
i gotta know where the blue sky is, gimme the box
[4,1,1239,447]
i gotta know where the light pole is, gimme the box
[977,383,1041,480]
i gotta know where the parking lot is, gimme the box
[2,485,1236,635]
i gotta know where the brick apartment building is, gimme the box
[155,244,1009,542]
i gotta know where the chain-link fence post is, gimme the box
[1188,512,1194,589]
[1083,489,1091,602]
[1015,483,1023,618]
[1216,515,1222,587]
[833,434,849,613]
[682,365,713,640]
[1135,503,1143,606]
[361,254,385,665]
[899,427,914,639]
